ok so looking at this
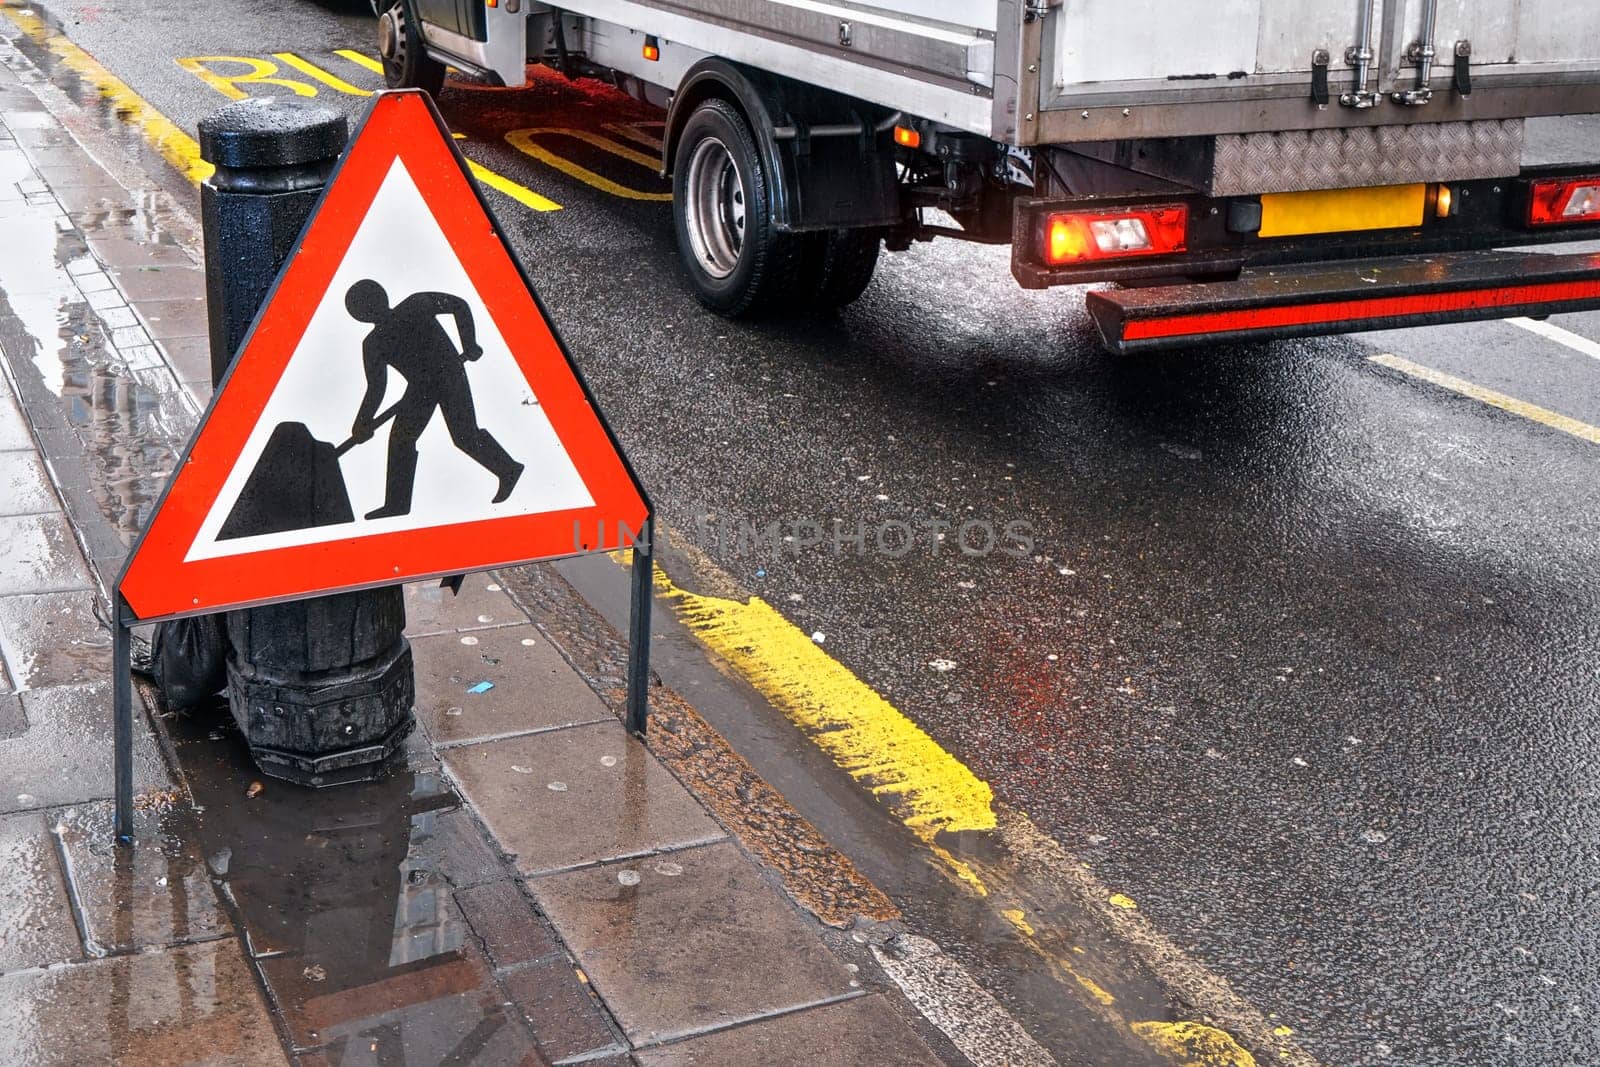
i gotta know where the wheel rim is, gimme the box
[378,2,408,83]
[683,136,746,280]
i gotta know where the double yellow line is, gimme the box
[3,6,212,183]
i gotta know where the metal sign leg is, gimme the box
[112,596,134,845]
[625,518,653,736]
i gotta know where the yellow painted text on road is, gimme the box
[175,52,560,211]
[175,56,318,101]
[273,52,372,96]
[507,127,672,202]
[2,8,212,183]
[1371,353,1600,446]
[335,49,384,75]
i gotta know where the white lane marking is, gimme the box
[873,934,1057,1067]
[1509,317,1600,362]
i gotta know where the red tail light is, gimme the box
[1043,205,1187,265]
[1528,177,1600,226]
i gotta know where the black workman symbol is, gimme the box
[346,279,523,520]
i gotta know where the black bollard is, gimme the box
[196,97,415,787]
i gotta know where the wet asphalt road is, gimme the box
[19,1,1600,1063]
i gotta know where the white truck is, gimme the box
[373,0,1600,351]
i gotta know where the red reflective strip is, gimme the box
[1122,278,1600,341]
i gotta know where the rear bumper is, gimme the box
[1086,249,1600,353]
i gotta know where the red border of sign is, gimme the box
[118,91,650,622]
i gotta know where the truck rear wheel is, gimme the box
[673,99,809,316]
[805,230,881,308]
[377,0,445,96]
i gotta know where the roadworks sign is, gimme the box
[119,90,649,622]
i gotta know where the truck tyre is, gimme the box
[673,99,809,316]
[806,229,882,308]
[377,0,445,97]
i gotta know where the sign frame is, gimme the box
[112,90,655,843]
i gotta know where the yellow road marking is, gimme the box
[1370,353,1600,445]
[650,565,993,890]
[1,8,212,183]
[335,48,384,75]
[174,55,316,101]
[506,127,672,201]
[640,552,1315,1066]
[1132,1021,1259,1067]
[171,50,559,211]
[465,158,562,212]
[273,52,371,96]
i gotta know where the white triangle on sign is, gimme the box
[185,157,594,563]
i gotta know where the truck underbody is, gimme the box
[376,0,1600,351]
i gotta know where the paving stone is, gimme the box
[133,296,210,342]
[76,225,195,269]
[0,810,80,972]
[414,807,511,890]
[112,263,203,302]
[442,721,723,876]
[531,842,855,1045]
[54,801,228,956]
[500,954,624,1063]
[0,938,287,1065]
[259,947,535,1057]
[634,994,942,1066]
[0,513,93,594]
[404,576,527,637]
[414,624,611,746]
[0,683,172,812]
[0,447,54,514]
[0,385,32,450]
[455,879,558,969]
[0,691,22,739]
[158,334,212,385]
[0,589,111,689]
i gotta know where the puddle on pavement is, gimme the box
[167,707,540,1060]
[0,169,188,543]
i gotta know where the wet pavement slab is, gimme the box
[413,624,612,746]
[0,512,94,593]
[530,840,858,1046]
[441,720,725,876]
[0,588,110,689]
[54,801,228,956]
[1,682,171,812]
[498,954,626,1062]
[0,809,79,971]
[634,994,941,1066]
[0,938,288,1065]
[403,576,525,638]
[0,445,56,513]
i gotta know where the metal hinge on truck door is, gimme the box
[1023,0,1059,23]
[1341,0,1381,108]
[1392,0,1439,105]
[1395,0,1446,103]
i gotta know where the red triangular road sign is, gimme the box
[119,90,649,622]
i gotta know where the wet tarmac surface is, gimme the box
[4,1,1600,1063]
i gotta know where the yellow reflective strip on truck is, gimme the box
[1259,183,1426,238]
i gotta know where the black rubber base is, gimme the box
[247,714,415,787]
